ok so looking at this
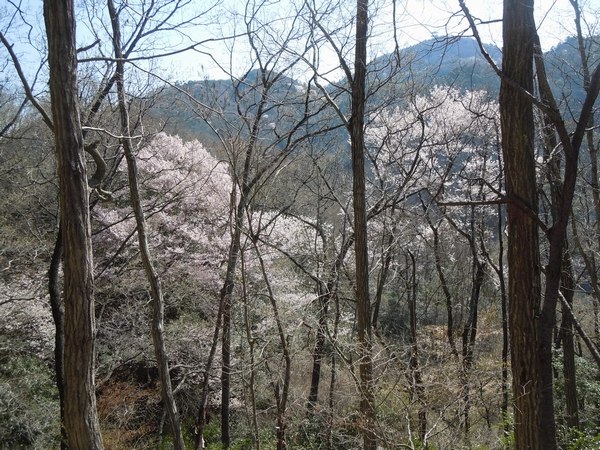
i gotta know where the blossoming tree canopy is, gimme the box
[365,87,501,202]
[94,133,232,293]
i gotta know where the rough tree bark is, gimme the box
[350,0,377,448]
[43,0,104,447]
[500,1,547,447]
[496,0,600,446]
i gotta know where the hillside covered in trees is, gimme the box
[1,0,600,449]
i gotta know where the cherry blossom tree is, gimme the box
[364,85,504,445]
[94,132,231,298]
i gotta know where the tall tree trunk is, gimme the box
[571,0,600,358]
[483,202,509,442]
[372,210,396,330]
[460,259,484,436]
[219,81,269,448]
[195,77,267,444]
[106,1,186,447]
[194,279,224,450]
[327,291,341,450]
[425,213,459,359]
[350,1,376,448]
[406,251,427,445]
[539,66,580,432]
[500,1,546,447]
[594,299,600,348]
[497,204,510,443]
[240,251,260,450]
[308,283,328,410]
[44,1,104,447]
[559,251,579,428]
[533,31,600,450]
[220,183,245,449]
[457,209,485,437]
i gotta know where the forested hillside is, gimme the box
[1,1,600,449]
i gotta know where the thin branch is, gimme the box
[558,291,600,368]
[458,0,556,117]
[0,31,53,130]
[82,126,144,140]
[77,35,245,63]
[436,198,507,207]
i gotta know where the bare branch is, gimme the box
[0,31,53,130]
[558,291,600,368]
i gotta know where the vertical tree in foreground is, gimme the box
[351,0,377,448]
[463,0,600,445]
[500,0,549,447]
[43,0,104,448]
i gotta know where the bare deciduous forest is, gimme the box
[1,0,600,449]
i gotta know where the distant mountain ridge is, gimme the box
[395,36,502,93]
[153,35,597,141]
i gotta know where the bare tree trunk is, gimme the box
[557,289,600,368]
[219,82,269,448]
[538,18,600,448]
[327,292,341,450]
[194,284,224,450]
[497,210,509,437]
[240,251,260,450]
[483,202,509,442]
[460,259,484,436]
[44,1,104,447]
[406,251,427,445]
[220,246,235,449]
[533,31,600,450]
[571,0,600,362]
[500,1,546,447]
[594,300,600,348]
[372,211,396,330]
[351,1,376,448]
[106,1,185,447]
[559,252,579,428]
[424,213,459,359]
[539,72,580,431]
[308,284,328,410]
[454,209,485,438]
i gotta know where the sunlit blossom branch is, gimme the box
[81,126,143,140]
[436,198,507,207]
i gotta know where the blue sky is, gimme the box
[1,0,595,86]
